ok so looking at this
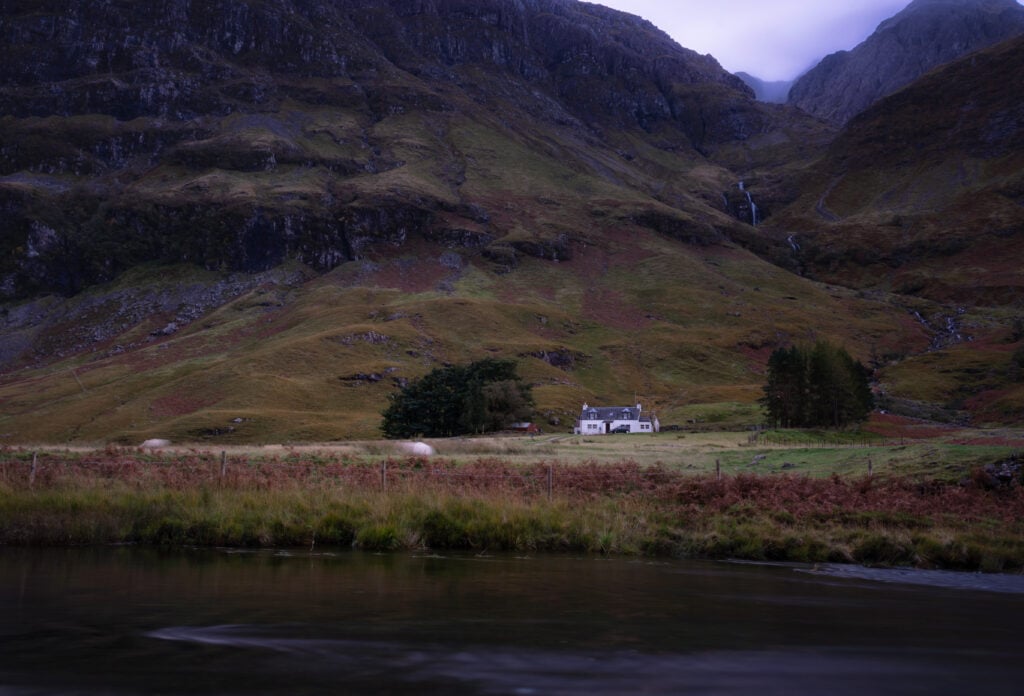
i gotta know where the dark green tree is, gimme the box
[761,345,808,428]
[382,359,533,438]
[478,379,533,432]
[761,341,873,429]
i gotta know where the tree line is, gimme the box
[760,341,874,429]
[382,342,872,438]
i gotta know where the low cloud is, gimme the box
[598,0,913,81]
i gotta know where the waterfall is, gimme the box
[912,309,971,350]
[738,181,759,226]
[787,235,800,252]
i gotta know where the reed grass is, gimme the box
[3,448,1023,571]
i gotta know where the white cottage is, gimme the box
[574,402,659,435]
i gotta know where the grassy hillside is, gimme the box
[1,226,936,444]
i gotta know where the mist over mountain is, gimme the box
[734,73,793,104]
[788,0,1024,125]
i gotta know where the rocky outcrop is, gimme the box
[521,348,587,370]
[973,455,1023,488]
[0,264,308,370]
[510,234,572,261]
[625,209,725,246]
[788,0,1024,125]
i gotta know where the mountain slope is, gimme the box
[766,34,1024,425]
[0,0,1018,441]
[0,238,927,443]
[788,0,1024,125]
[772,33,1024,304]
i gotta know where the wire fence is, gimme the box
[3,451,674,500]
[4,449,1023,521]
[3,445,1021,492]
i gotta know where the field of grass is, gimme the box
[10,413,1022,474]
[3,427,1021,572]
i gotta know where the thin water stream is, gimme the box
[2,548,1022,695]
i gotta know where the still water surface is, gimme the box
[2,547,1023,695]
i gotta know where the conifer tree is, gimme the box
[761,341,873,428]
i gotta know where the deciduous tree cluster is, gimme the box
[760,341,874,429]
[381,359,533,438]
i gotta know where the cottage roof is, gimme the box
[580,404,641,421]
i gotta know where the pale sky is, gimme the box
[594,0,915,81]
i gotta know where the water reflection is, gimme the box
[143,624,999,696]
[2,548,1022,695]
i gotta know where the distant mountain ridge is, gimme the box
[788,0,1024,124]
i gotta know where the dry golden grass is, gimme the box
[0,238,1001,444]
[3,444,1023,569]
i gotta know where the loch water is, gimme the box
[2,547,1023,695]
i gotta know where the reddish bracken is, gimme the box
[4,451,1022,523]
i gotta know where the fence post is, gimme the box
[382,460,387,493]
[29,452,38,488]
[547,464,553,501]
[220,451,227,479]
[716,459,721,481]
[868,458,873,478]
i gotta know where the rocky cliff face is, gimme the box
[788,0,1024,125]
[0,0,752,126]
[0,0,786,299]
